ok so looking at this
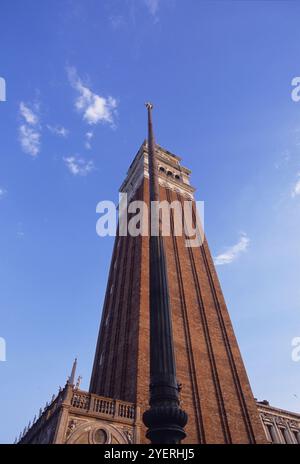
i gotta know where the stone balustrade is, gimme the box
[70,390,136,422]
[18,385,138,443]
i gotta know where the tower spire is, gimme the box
[142,103,188,444]
[68,358,77,385]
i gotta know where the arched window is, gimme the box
[175,174,181,181]
[167,171,173,177]
[292,430,300,444]
[265,423,278,443]
[159,166,166,173]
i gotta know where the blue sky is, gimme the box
[0,0,300,443]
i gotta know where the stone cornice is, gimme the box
[257,401,300,421]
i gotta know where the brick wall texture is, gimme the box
[89,175,267,444]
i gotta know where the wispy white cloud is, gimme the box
[47,124,69,138]
[291,174,300,198]
[20,102,39,125]
[19,102,41,157]
[19,125,41,157]
[214,233,250,266]
[67,67,117,127]
[0,187,7,199]
[85,131,93,150]
[64,156,94,176]
[144,0,160,17]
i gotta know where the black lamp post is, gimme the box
[142,103,188,444]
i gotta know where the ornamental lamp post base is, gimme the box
[143,404,188,444]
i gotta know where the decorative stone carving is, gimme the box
[275,416,287,426]
[124,429,133,444]
[288,420,299,428]
[66,420,134,444]
[66,419,78,439]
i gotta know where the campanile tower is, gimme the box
[89,106,266,444]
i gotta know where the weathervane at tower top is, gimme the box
[145,102,153,110]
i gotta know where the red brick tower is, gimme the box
[89,109,266,444]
